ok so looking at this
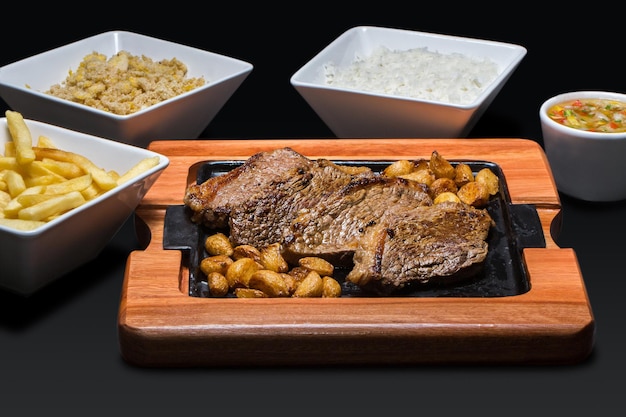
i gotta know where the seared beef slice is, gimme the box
[183,147,495,294]
[347,202,494,294]
[281,175,432,266]
[184,147,316,228]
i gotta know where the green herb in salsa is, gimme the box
[547,98,626,133]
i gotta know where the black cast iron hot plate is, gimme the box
[163,159,546,298]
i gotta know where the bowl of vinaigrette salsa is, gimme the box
[547,97,626,133]
[540,91,626,202]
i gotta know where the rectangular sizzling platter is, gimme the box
[164,159,544,298]
[118,138,595,367]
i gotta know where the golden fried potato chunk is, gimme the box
[259,242,289,273]
[429,150,456,179]
[383,159,414,177]
[433,191,461,205]
[475,168,499,196]
[248,269,290,297]
[322,276,342,298]
[293,271,324,298]
[204,232,234,257]
[298,256,334,277]
[225,257,260,289]
[200,254,233,276]
[399,169,436,187]
[454,163,474,187]
[287,266,312,283]
[457,181,490,207]
[232,244,262,262]
[429,177,458,198]
[207,272,229,297]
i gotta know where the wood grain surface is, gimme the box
[118,138,595,367]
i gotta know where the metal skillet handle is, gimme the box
[508,203,546,249]
[163,205,199,251]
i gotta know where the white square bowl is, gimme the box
[291,26,526,138]
[0,31,253,147]
[0,117,169,295]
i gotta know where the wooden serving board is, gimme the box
[118,138,595,367]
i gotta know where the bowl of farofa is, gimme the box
[0,31,253,147]
[290,26,527,138]
[0,111,169,296]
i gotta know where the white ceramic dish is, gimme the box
[0,31,253,147]
[291,26,526,138]
[0,117,169,295]
[540,90,626,202]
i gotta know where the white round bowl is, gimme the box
[540,90,626,202]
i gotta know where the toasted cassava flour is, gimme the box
[323,46,499,105]
[46,51,205,115]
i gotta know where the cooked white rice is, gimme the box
[323,46,499,105]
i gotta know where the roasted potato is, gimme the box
[232,244,262,262]
[322,276,342,298]
[457,181,490,207]
[287,266,312,283]
[259,242,289,273]
[383,159,414,177]
[433,191,461,204]
[225,257,260,288]
[413,159,430,172]
[200,254,233,276]
[298,256,334,277]
[206,271,229,297]
[475,168,499,195]
[204,232,234,257]
[399,169,435,187]
[293,270,324,298]
[248,269,290,297]
[429,177,458,198]
[454,163,474,187]
[429,150,456,179]
[280,273,298,295]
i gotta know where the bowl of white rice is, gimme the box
[290,26,526,138]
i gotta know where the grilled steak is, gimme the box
[346,202,493,294]
[276,175,432,266]
[183,147,495,294]
[185,147,321,229]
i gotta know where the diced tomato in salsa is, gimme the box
[547,98,626,133]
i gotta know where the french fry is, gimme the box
[1,156,19,171]
[40,158,83,178]
[5,110,36,165]
[2,169,26,197]
[36,135,58,149]
[80,183,103,200]
[43,174,92,195]
[2,185,46,217]
[16,193,56,207]
[18,190,86,221]
[32,147,118,191]
[3,141,15,156]
[0,189,11,209]
[25,175,64,187]
[24,160,68,183]
[116,156,160,184]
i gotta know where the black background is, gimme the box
[1,3,625,413]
